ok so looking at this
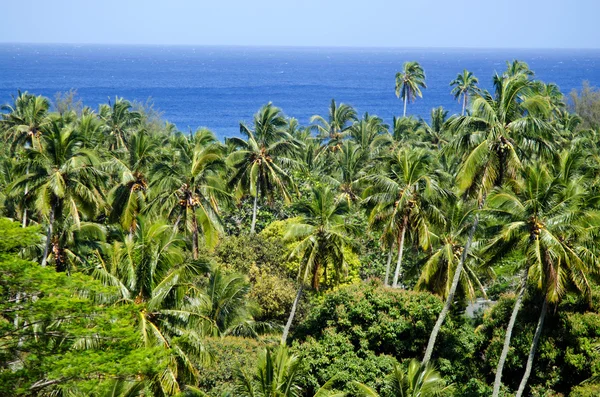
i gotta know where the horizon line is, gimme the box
[1,41,599,51]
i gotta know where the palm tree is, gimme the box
[484,157,597,397]
[354,359,452,397]
[310,99,357,150]
[415,200,485,301]
[422,69,557,366]
[99,97,142,152]
[150,129,228,257]
[92,217,209,396]
[235,345,303,397]
[419,107,450,149]
[281,186,356,344]
[1,91,51,226]
[108,129,160,234]
[13,115,106,269]
[450,69,479,116]
[395,61,427,117]
[364,148,446,288]
[327,140,368,205]
[196,265,273,337]
[227,103,300,234]
[1,91,50,152]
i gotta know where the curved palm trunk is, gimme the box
[384,244,394,286]
[191,207,199,260]
[392,216,408,288]
[492,268,529,397]
[422,198,484,365]
[281,283,304,345]
[41,206,55,268]
[250,192,259,234]
[515,298,548,397]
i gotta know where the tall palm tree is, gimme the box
[485,157,597,397]
[354,359,452,397]
[1,91,51,226]
[13,115,106,269]
[281,186,355,344]
[422,70,556,366]
[450,70,479,116]
[364,148,446,288]
[150,129,228,257]
[227,103,300,234]
[395,61,427,117]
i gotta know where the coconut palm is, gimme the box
[281,185,356,344]
[347,112,391,153]
[310,99,357,150]
[92,217,210,396]
[12,115,106,269]
[326,140,368,205]
[227,103,300,234]
[422,69,557,366]
[150,129,228,257]
[415,200,485,301]
[450,70,479,116]
[235,345,303,397]
[485,156,598,397]
[395,61,427,117]
[108,129,161,234]
[99,97,142,152]
[364,147,446,288]
[354,359,452,397]
[1,91,51,226]
[419,107,450,149]
[195,265,274,337]
[1,91,50,152]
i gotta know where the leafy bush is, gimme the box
[290,280,479,394]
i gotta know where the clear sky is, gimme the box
[1,0,598,48]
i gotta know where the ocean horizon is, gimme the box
[1,43,599,139]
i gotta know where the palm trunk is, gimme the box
[392,216,408,288]
[462,94,467,116]
[403,97,408,118]
[492,268,530,397]
[191,207,199,260]
[281,283,304,345]
[41,206,55,268]
[250,192,259,234]
[515,298,548,397]
[22,164,29,227]
[384,244,394,286]
[422,197,484,365]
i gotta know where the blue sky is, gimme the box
[1,0,598,48]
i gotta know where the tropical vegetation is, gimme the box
[2,63,600,396]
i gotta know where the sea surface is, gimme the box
[1,44,599,139]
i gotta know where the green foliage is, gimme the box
[475,287,600,396]
[197,337,267,396]
[569,81,600,130]
[291,281,476,394]
[0,219,164,395]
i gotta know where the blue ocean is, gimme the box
[1,44,599,139]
